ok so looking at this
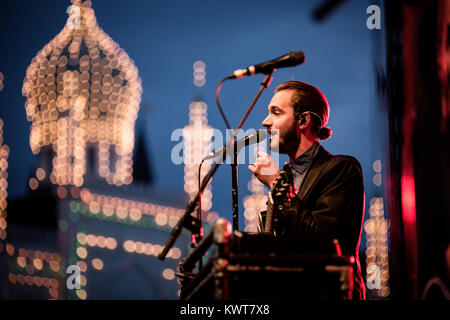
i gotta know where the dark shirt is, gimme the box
[290,141,320,192]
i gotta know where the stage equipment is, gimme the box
[177,218,355,300]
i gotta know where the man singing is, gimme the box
[248,80,366,299]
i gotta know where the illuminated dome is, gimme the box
[22,0,142,187]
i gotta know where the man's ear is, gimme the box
[298,113,310,127]
[299,113,312,128]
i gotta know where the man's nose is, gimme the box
[262,115,271,128]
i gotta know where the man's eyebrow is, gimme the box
[268,105,283,111]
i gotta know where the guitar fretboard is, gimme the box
[264,198,274,234]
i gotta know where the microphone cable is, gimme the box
[191,76,231,258]
[196,158,205,270]
[215,76,232,131]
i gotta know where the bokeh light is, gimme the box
[193,60,206,87]
[76,246,88,259]
[243,150,268,233]
[121,239,180,260]
[29,177,39,190]
[36,167,46,181]
[162,268,175,280]
[364,196,390,298]
[0,124,8,240]
[184,100,213,211]
[91,258,104,270]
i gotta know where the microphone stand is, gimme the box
[230,71,273,232]
[231,142,239,232]
[158,70,274,262]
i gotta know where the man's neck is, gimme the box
[288,134,317,162]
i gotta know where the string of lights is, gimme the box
[70,231,183,299]
[3,244,63,299]
[0,118,9,240]
[78,189,218,229]
[364,160,390,298]
[8,273,60,299]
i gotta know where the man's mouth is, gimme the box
[269,133,278,142]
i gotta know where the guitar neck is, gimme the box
[264,195,274,234]
[262,163,293,235]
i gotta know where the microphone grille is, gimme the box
[290,51,306,65]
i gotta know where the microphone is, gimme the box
[228,51,305,79]
[203,129,267,160]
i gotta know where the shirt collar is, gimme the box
[290,141,320,175]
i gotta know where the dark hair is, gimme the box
[275,81,332,140]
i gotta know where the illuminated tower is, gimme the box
[22,0,142,188]
[183,61,213,212]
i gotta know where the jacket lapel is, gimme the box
[296,145,332,201]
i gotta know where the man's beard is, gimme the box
[279,121,300,154]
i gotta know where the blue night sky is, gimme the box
[0,0,381,229]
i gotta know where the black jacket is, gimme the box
[275,145,366,299]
